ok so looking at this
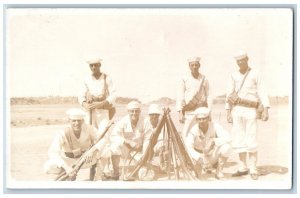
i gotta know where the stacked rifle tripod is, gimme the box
[126,108,199,181]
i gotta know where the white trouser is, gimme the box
[202,143,232,165]
[44,148,111,174]
[181,111,197,139]
[85,109,109,129]
[231,106,258,153]
[44,156,96,174]
[110,143,143,174]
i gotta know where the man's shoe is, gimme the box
[111,175,119,181]
[232,170,249,177]
[101,173,119,181]
[123,176,136,181]
[203,167,213,174]
[215,172,225,180]
[212,162,218,169]
[250,173,259,180]
[202,164,213,174]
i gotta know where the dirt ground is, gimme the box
[8,103,292,189]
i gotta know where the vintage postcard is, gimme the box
[5,7,293,190]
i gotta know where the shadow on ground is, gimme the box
[257,165,288,176]
[224,161,238,168]
[45,163,289,182]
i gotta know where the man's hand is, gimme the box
[132,143,142,152]
[83,102,97,111]
[64,165,77,181]
[179,111,185,124]
[261,108,269,121]
[124,140,139,150]
[95,100,109,109]
[226,109,233,123]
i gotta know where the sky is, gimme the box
[6,8,293,103]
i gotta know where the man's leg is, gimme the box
[44,160,64,174]
[245,111,259,180]
[239,152,248,171]
[94,157,109,181]
[111,155,121,180]
[44,159,76,181]
[231,107,249,177]
[232,152,249,176]
[89,164,97,181]
[249,151,259,180]
[195,160,203,179]
[181,113,196,139]
[213,143,232,179]
[215,156,228,179]
[97,110,109,128]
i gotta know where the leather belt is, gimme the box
[194,147,203,153]
[64,150,86,158]
[64,152,78,158]
[183,102,208,112]
[236,98,259,108]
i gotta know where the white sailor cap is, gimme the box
[234,50,248,60]
[188,57,201,63]
[195,107,210,119]
[66,108,86,120]
[127,101,141,110]
[148,104,161,115]
[86,58,102,65]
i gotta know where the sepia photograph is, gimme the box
[5,7,293,190]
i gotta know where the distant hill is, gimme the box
[269,96,289,104]
[115,97,141,104]
[10,95,289,105]
[148,97,176,105]
[10,96,78,105]
[10,96,141,105]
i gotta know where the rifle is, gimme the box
[55,120,114,181]
[126,108,199,181]
[126,113,165,180]
[165,112,199,179]
[89,109,95,180]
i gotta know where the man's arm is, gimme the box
[78,79,88,106]
[256,72,270,121]
[225,74,235,123]
[105,75,117,105]
[204,78,213,110]
[48,131,75,175]
[78,78,97,112]
[185,129,202,162]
